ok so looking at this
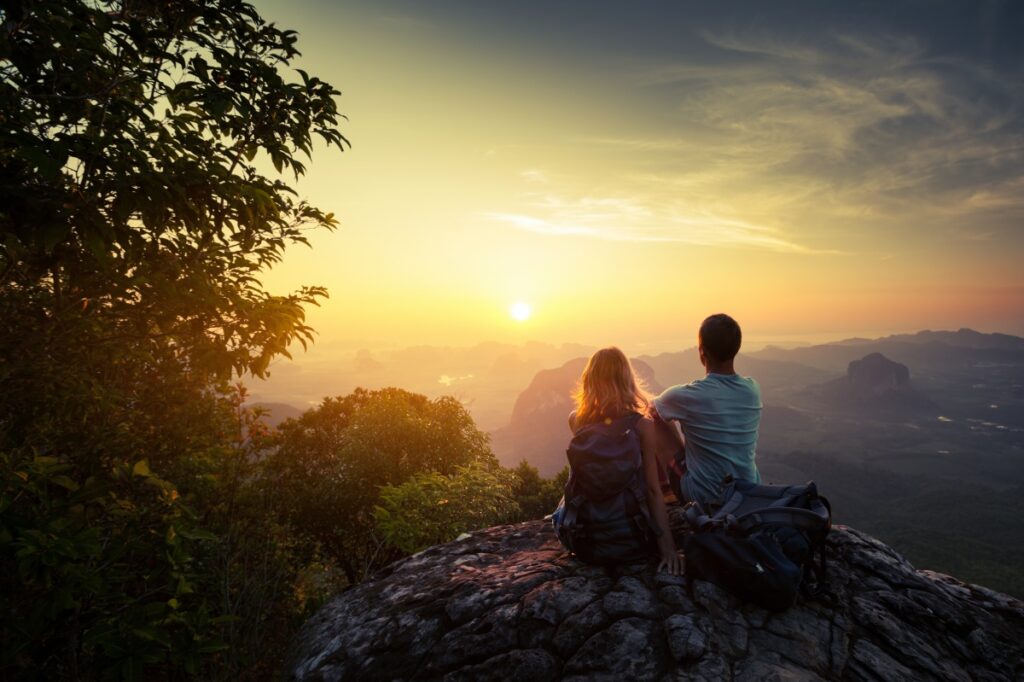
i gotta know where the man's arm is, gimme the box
[648,400,685,470]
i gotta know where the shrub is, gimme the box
[374,462,521,554]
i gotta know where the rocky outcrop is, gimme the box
[806,352,936,417]
[288,512,1024,681]
[846,353,911,393]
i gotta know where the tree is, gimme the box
[0,1,347,677]
[0,0,347,460]
[268,388,496,584]
[510,460,568,521]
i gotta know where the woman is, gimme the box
[567,347,684,575]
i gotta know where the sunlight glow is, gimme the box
[509,301,532,322]
[252,0,1024,346]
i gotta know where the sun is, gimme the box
[509,301,532,322]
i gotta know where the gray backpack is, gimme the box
[553,412,659,564]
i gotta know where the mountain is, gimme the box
[490,357,661,476]
[800,352,936,418]
[847,352,911,390]
[637,350,831,399]
[491,330,1024,597]
[883,328,1024,351]
[489,348,835,476]
[250,341,598,432]
[288,514,1024,681]
[750,328,1024,377]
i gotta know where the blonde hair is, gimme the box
[573,347,651,427]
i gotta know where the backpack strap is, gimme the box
[560,494,586,534]
[734,504,830,537]
[714,478,743,518]
[623,482,656,546]
[683,501,716,532]
[684,476,741,532]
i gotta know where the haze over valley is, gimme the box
[251,327,1024,597]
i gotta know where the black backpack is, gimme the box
[682,478,831,611]
[553,412,659,564]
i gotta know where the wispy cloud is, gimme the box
[519,168,549,183]
[485,192,820,253]
[613,28,1024,245]
[486,212,597,238]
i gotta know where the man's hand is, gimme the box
[657,551,685,576]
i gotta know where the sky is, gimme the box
[253,0,1024,353]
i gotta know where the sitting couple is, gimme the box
[562,313,762,575]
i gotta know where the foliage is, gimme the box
[1,0,347,383]
[0,383,336,680]
[0,0,347,677]
[0,453,223,679]
[188,385,345,679]
[268,388,496,584]
[509,460,567,522]
[0,2,579,677]
[374,461,521,554]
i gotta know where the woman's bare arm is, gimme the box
[637,416,684,575]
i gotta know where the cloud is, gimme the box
[519,168,549,183]
[485,193,820,253]
[615,27,1024,244]
[486,212,598,238]
[700,29,831,64]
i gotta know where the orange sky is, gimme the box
[251,0,1024,354]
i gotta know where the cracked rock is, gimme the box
[288,516,1024,681]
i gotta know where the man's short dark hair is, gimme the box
[699,313,742,363]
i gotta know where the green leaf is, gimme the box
[132,461,152,477]
[177,528,217,541]
[50,475,80,491]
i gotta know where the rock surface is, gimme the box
[288,511,1024,681]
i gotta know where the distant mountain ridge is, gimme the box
[506,357,663,429]
[874,328,1024,351]
[491,357,661,476]
[487,328,1024,597]
[490,329,1024,475]
[750,328,1024,374]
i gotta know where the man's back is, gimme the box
[653,372,762,506]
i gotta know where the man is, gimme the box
[650,313,762,507]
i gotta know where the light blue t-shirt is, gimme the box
[653,373,762,506]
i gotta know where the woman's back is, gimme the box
[552,346,684,573]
